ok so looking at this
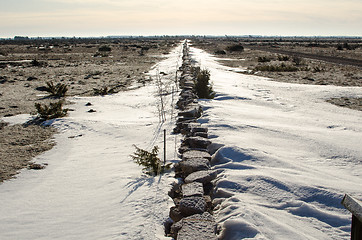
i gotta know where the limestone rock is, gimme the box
[182,150,211,161]
[183,136,211,149]
[172,212,218,240]
[178,105,202,118]
[184,170,218,184]
[182,182,204,198]
[179,196,206,216]
[170,206,183,223]
[178,158,210,176]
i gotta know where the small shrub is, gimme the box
[194,69,215,99]
[214,49,226,55]
[35,101,68,120]
[336,44,344,50]
[278,55,290,61]
[98,45,112,52]
[44,81,68,98]
[258,56,271,63]
[131,145,170,176]
[292,57,303,66]
[226,44,244,52]
[93,86,117,96]
[313,66,324,72]
[31,59,41,67]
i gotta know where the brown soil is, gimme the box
[191,38,362,111]
[0,123,57,181]
[0,38,179,182]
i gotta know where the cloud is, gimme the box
[1,0,361,37]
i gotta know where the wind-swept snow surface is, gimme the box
[190,46,362,239]
[0,43,184,240]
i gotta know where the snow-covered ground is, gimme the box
[1,42,361,240]
[0,43,184,240]
[190,46,362,239]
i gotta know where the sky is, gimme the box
[1,0,361,38]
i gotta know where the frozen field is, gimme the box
[0,42,361,240]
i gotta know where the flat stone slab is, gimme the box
[172,212,218,240]
[182,182,204,197]
[179,196,206,216]
[182,150,211,161]
[179,158,210,176]
[185,170,218,184]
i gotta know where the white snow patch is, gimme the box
[190,46,362,240]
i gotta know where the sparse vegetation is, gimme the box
[93,86,117,96]
[43,81,68,98]
[255,63,298,72]
[131,145,171,176]
[258,56,272,63]
[35,101,68,120]
[278,55,290,61]
[98,45,112,52]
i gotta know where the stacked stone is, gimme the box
[167,42,218,240]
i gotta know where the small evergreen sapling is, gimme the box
[194,69,215,99]
[131,145,170,176]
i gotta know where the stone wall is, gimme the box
[166,41,220,240]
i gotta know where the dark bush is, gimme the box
[278,55,290,61]
[35,101,68,120]
[44,81,68,98]
[194,69,215,99]
[214,49,226,55]
[292,57,303,66]
[258,56,271,62]
[226,44,244,52]
[98,45,112,52]
[93,86,117,96]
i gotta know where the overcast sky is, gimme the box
[1,0,361,37]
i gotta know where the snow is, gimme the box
[0,42,184,240]
[189,46,362,239]
[1,41,361,240]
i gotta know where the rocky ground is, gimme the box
[0,37,178,182]
[191,37,362,111]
